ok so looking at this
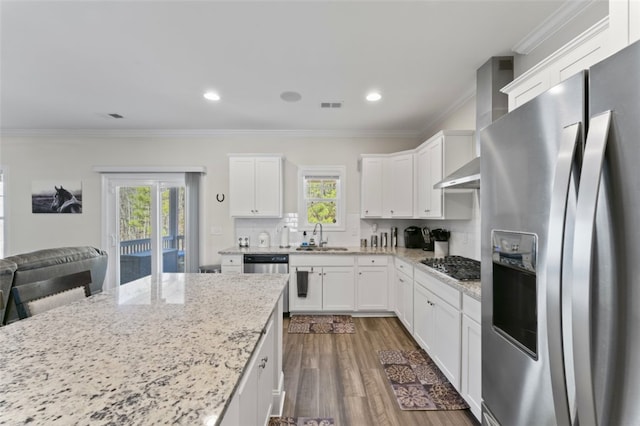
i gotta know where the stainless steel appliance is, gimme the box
[243,254,289,313]
[481,40,640,426]
[420,255,480,281]
[404,226,433,250]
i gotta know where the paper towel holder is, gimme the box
[279,225,291,248]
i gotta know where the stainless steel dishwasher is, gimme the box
[243,254,289,314]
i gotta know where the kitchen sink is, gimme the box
[295,246,349,252]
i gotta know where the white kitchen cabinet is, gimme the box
[356,256,389,311]
[229,155,282,218]
[360,151,413,219]
[387,153,414,217]
[322,266,355,311]
[221,255,242,274]
[414,268,462,390]
[289,266,323,311]
[461,294,482,421]
[360,157,384,217]
[414,130,474,220]
[502,17,610,112]
[413,282,435,354]
[394,258,414,334]
[289,255,355,312]
[222,309,279,426]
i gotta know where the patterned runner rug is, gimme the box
[287,315,355,334]
[378,349,469,411]
[268,417,335,426]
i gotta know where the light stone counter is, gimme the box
[219,246,481,301]
[0,273,288,426]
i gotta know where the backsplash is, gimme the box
[234,191,480,261]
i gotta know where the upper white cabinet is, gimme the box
[229,155,283,218]
[503,18,610,111]
[360,152,414,218]
[360,157,384,218]
[414,130,475,220]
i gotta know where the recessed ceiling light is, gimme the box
[366,92,382,102]
[280,91,302,102]
[203,91,221,101]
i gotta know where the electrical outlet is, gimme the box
[210,226,223,235]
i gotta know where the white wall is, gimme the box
[0,134,418,262]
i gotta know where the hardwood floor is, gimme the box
[281,316,479,426]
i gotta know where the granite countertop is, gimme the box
[219,246,481,301]
[0,273,288,425]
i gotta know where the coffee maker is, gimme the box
[404,226,434,250]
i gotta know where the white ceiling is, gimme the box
[0,1,566,137]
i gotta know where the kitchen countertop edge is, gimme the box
[219,246,481,301]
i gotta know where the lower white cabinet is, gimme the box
[222,309,279,426]
[289,266,323,311]
[356,256,389,311]
[413,268,462,391]
[221,255,242,274]
[322,266,355,311]
[289,255,355,312]
[461,294,482,421]
[394,258,414,334]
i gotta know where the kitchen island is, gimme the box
[0,273,288,425]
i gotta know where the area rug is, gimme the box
[378,349,469,411]
[268,417,335,426]
[287,315,355,334]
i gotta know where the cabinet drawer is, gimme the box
[463,293,481,323]
[222,255,242,266]
[222,265,242,274]
[415,268,461,310]
[395,257,413,278]
[357,255,389,266]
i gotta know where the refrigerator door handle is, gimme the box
[547,122,581,426]
[572,110,612,426]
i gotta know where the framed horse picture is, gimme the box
[32,180,82,214]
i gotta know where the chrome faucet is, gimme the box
[312,223,326,247]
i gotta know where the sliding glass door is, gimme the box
[103,174,189,287]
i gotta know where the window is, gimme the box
[298,166,346,230]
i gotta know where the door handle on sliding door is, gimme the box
[547,122,581,426]
[573,110,612,426]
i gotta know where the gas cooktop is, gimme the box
[420,255,481,281]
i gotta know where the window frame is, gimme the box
[297,165,346,231]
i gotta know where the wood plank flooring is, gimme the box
[281,316,479,426]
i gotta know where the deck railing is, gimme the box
[120,235,184,255]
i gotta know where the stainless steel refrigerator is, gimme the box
[480,39,640,426]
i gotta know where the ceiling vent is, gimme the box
[320,102,342,109]
[108,113,124,119]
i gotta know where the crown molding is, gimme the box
[512,0,597,55]
[502,16,609,94]
[417,85,476,142]
[0,128,419,139]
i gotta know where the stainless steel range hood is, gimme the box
[434,156,480,189]
[434,56,513,190]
